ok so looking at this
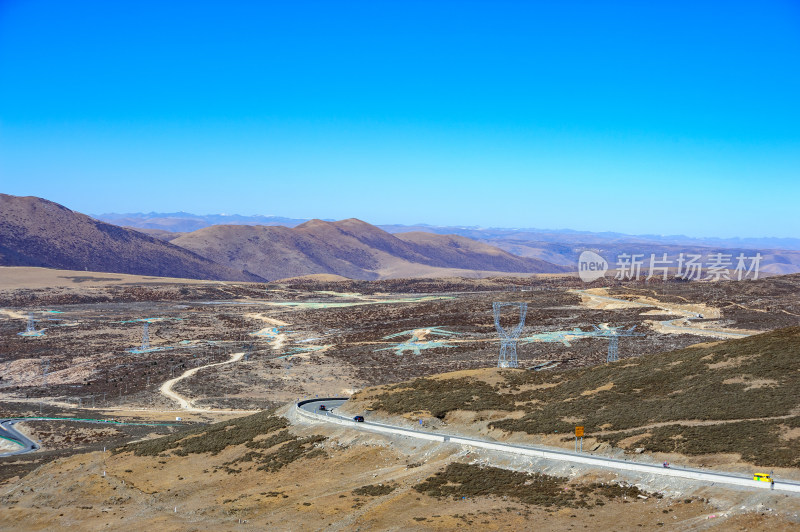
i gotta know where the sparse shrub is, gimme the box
[368,327,800,467]
[352,484,396,496]
[373,378,515,419]
[413,463,649,509]
[116,409,289,457]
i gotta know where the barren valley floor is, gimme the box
[2,269,800,529]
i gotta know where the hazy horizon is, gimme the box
[90,207,800,243]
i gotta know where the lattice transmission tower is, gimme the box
[41,359,51,387]
[493,302,527,368]
[591,325,645,363]
[140,322,150,351]
[26,313,36,335]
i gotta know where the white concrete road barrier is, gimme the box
[295,401,800,495]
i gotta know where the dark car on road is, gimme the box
[318,405,326,411]
[353,415,364,422]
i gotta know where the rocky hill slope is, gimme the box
[0,195,263,282]
[168,218,567,281]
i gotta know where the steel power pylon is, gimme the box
[26,313,36,335]
[41,359,51,387]
[493,302,528,368]
[590,325,645,363]
[607,335,620,362]
[140,322,150,351]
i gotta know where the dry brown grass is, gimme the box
[363,327,800,467]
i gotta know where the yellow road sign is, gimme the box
[575,426,584,437]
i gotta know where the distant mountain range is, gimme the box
[1,196,566,281]
[94,210,800,276]
[378,224,800,252]
[2,197,796,282]
[95,212,316,233]
[95,212,800,251]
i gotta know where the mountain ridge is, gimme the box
[95,211,800,250]
[169,219,567,281]
[97,210,800,275]
[0,195,264,282]
[3,196,565,282]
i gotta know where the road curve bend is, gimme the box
[0,417,182,458]
[295,398,800,495]
[0,419,39,457]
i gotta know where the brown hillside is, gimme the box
[353,326,800,469]
[170,219,567,281]
[395,231,557,273]
[2,408,758,531]
[0,195,263,282]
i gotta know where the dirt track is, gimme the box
[159,352,256,413]
[573,288,760,338]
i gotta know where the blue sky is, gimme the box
[1,1,798,237]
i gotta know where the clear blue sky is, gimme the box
[1,1,798,238]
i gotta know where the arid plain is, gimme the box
[2,267,800,529]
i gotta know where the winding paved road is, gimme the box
[296,398,800,495]
[0,417,181,458]
[0,419,39,456]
